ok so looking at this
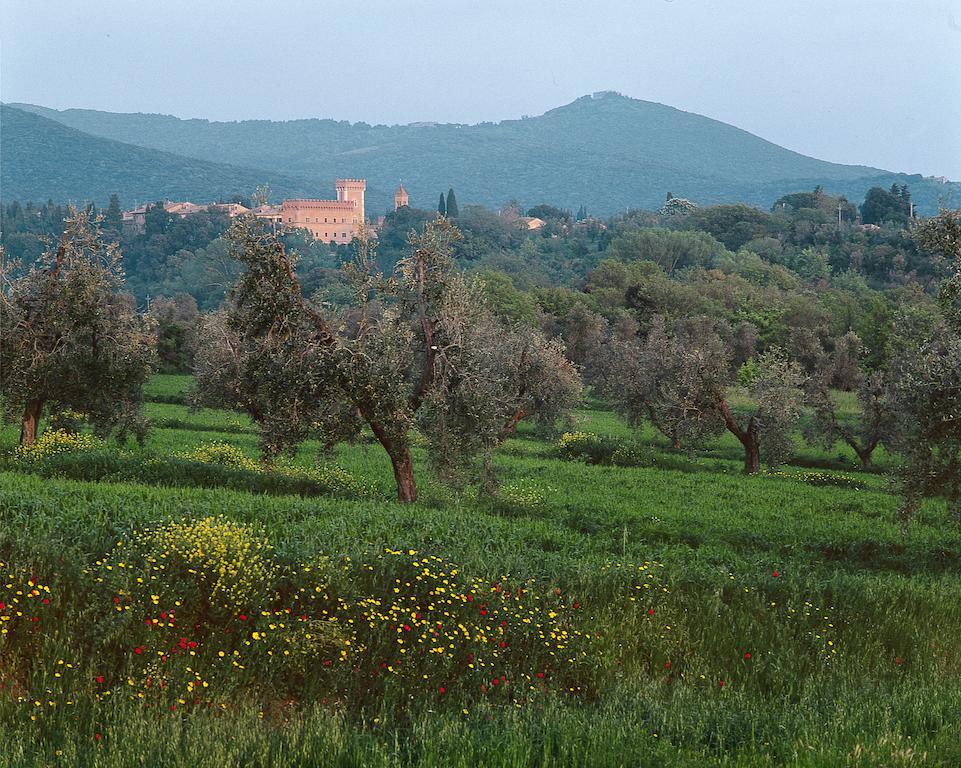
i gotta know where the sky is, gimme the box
[2,0,960,179]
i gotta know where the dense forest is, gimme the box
[0,183,949,385]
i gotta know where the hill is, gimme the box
[7,94,960,214]
[0,105,312,205]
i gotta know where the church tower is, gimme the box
[394,183,409,210]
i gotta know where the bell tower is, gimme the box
[394,183,409,210]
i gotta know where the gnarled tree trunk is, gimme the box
[19,399,44,446]
[388,448,418,504]
[742,422,761,475]
[369,420,418,503]
[719,398,761,475]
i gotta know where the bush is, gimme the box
[12,429,103,463]
[177,441,261,472]
[95,515,278,623]
[491,481,550,516]
[557,431,610,463]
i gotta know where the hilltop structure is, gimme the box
[121,180,370,244]
[267,179,367,244]
[394,183,409,210]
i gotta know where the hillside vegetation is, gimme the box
[0,105,311,205]
[8,94,958,213]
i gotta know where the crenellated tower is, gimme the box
[335,179,366,221]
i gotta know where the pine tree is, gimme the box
[446,188,459,218]
[438,193,447,216]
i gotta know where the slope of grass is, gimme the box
[0,375,958,766]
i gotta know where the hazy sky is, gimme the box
[3,0,960,178]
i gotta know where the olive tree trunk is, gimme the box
[719,399,761,475]
[369,420,418,503]
[19,399,44,446]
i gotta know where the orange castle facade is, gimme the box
[271,179,367,244]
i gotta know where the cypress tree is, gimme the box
[438,193,447,216]
[105,194,123,234]
[446,188,459,218]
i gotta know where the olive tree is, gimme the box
[598,315,727,451]
[195,217,580,502]
[717,348,806,474]
[890,209,961,517]
[0,209,156,445]
[804,333,895,469]
[599,315,805,473]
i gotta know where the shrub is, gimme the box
[491,481,550,516]
[45,409,87,435]
[94,515,278,624]
[177,441,261,473]
[557,431,609,463]
[12,429,103,463]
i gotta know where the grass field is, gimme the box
[0,375,958,767]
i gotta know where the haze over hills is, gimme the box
[5,93,958,214]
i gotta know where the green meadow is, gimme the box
[0,375,958,767]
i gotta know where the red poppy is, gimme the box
[94,733,102,742]
[648,608,655,616]
[744,652,751,660]
[96,676,104,684]
[439,686,446,694]
[664,661,671,669]
[536,672,544,678]
[719,680,725,687]
[134,646,144,655]
[772,571,780,578]
[238,614,247,621]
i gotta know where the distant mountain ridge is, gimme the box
[5,93,958,214]
[0,105,313,206]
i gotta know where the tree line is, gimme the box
[1,203,958,514]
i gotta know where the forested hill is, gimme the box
[6,93,959,214]
[0,105,312,205]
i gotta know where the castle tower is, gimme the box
[394,183,409,210]
[335,179,366,222]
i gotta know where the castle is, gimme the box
[125,179,411,244]
[257,179,367,245]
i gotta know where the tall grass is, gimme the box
[0,375,958,766]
